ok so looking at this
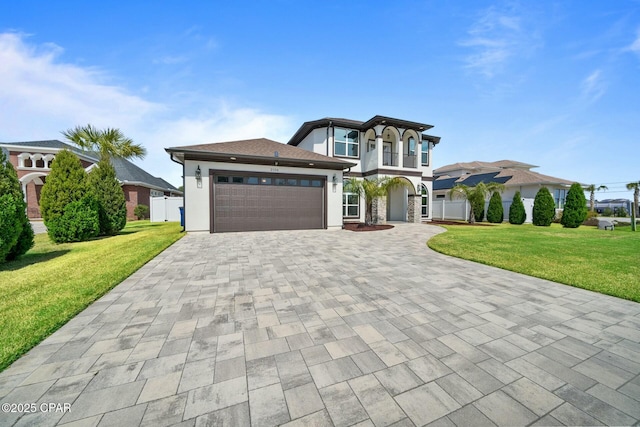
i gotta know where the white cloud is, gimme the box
[581,69,606,103]
[629,28,640,54]
[0,32,294,187]
[460,5,539,78]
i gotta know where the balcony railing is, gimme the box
[403,154,417,168]
[383,152,398,166]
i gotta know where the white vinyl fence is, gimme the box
[150,196,183,222]
[432,198,534,223]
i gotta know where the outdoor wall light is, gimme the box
[332,174,337,184]
[417,184,421,193]
[195,165,202,180]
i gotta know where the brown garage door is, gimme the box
[212,173,325,232]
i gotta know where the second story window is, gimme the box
[421,141,429,166]
[408,137,416,156]
[334,128,359,158]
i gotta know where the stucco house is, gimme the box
[432,160,576,222]
[166,115,441,233]
[0,140,182,220]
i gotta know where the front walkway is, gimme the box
[1,224,639,426]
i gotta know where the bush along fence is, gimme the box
[432,198,540,223]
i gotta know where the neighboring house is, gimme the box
[0,140,182,220]
[431,160,576,221]
[166,115,441,233]
[594,199,632,216]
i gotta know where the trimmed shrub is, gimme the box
[561,183,588,228]
[602,207,613,217]
[0,194,21,262]
[88,159,127,235]
[486,191,504,223]
[40,150,89,225]
[533,187,555,226]
[47,196,100,243]
[509,191,526,224]
[134,204,149,220]
[0,150,33,261]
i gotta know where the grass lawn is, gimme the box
[0,221,183,371]
[428,222,640,303]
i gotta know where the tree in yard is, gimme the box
[63,125,144,235]
[627,181,639,218]
[448,182,505,224]
[486,191,504,223]
[585,184,607,212]
[344,176,411,225]
[88,159,127,235]
[561,183,588,228]
[40,150,99,243]
[0,150,34,262]
[532,187,556,226]
[62,124,146,161]
[509,191,526,224]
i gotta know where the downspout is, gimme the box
[327,120,333,157]
[169,153,186,232]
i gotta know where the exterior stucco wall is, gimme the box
[183,159,345,232]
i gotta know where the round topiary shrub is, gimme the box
[509,191,526,224]
[47,196,100,243]
[40,150,89,225]
[134,204,149,220]
[561,183,588,228]
[533,187,555,226]
[486,191,504,223]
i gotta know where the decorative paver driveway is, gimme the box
[1,223,640,426]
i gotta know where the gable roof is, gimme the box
[287,115,436,146]
[433,164,575,191]
[0,140,180,193]
[166,138,356,170]
[434,160,537,175]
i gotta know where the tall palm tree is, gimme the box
[62,124,146,161]
[449,182,505,223]
[344,176,411,225]
[585,184,608,212]
[627,181,640,217]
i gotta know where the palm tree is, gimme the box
[344,177,411,225]
[62,124,146,161]
[449,182,505,223]
[585,184,608,212]
[627,181,640,217]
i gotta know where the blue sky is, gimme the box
[1,1,639,199]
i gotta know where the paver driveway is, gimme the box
[1,223,640,426]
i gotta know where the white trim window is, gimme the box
[150,189,165,197]
[334,128,359,158]
[421,184,429,217]
[343,192,359,217]
[421,142,429,166]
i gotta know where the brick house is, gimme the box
[0,140,181,220]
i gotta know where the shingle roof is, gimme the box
[1,140,179,192]
[111,157,179,191]
[166,138,356,169]
[433,167,575,191]
[434,160,537,175]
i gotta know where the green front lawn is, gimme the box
[0,221,183,371]
[428,223,640,302]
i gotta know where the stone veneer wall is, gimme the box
[407,195,423,223]
[371,196,387,224]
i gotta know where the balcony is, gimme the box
[403,154,417,168]
[383,152,398,166]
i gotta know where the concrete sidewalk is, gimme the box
[1,223,639,426]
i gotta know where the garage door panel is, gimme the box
[213,176,325,232]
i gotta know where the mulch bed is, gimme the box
[429,220,494,226]
[343,223,394,232]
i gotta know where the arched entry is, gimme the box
[387,177,416,221]
[20,172,47,218]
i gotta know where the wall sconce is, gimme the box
[195,165,202,180]
[332,174,337,185]
[417,184,422,193]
